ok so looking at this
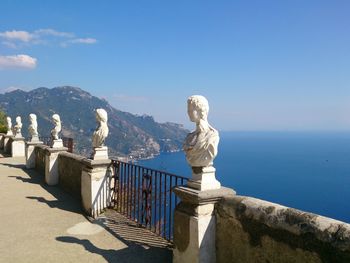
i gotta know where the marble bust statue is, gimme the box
[6,117,13,135]
[14,116,23,137]
[183,95,219,168]
[92,108,109,148]
[28,113,39,141]
[51,114,61,140]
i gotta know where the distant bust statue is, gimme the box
[183,95,219,167]
[51,114,61,140]
[14,116,23,138]
[6,117,13,135]
[28,113,39,141]
[92,108,109,148]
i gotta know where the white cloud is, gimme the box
[70,38,97,44]
[0,54,37,69]
[34,28,74,38]
[0,28,96,48]
[61,38,97,47]
[0,30,34,42]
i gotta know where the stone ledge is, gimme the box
[59,151,85,161]
[10,137,25,141]
[81,158,111,168]
[25,141,43,146]
[173,186,236,205]
[44,147,68,155]
[217,195,350,251]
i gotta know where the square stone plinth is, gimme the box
[51,139,63,148]
[81,158,111,218]
[173,186,236,263]
[187,166,221,191]
[11,137,26,157]
[25,141,44,169]
[92,146,109,160]
[44,147,68,185]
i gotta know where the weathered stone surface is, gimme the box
[58,152,85,199]
[25,141,43,169]
[216,195,350,263]
[34,144,48,175]
[173,186,235,207]
[81,159,112,218]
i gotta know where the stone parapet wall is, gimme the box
[216,195,350,263]
[34,145,49,175]
[58,151,85,199]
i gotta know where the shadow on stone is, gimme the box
[26,196,84,215]
[56,235,172,263]
[7,165,85,216]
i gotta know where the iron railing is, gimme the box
[39,136,74,153]
[109,159,188,242]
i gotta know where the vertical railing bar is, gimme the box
[127,163,131,218]
[169,175,173,241]
[163,172,167,238]
[138,166,141,224]
[123,162,127,215]
[118,162,121,212]
[119,161,122,211]
[129,164,133,219]
[148,169,152,231]
[130,165,135,220]
[175,177,178,205]
[159,172,162,236]
[150,170,154,231]
[133,164,136,221]
[154,170,158,234]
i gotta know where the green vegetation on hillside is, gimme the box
[0,110,7,133]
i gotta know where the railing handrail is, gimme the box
[110,157,189,180]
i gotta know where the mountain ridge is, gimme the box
[0,86,188,158]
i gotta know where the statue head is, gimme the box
[96,108,108,123]
[187,95,209,123]
[16,116,22,124]
[29,113,37,123]
[6,117,11,125]
[52,114,61,125]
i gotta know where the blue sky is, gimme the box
[0,0,349,131]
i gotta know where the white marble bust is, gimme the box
[183,95,219,167]
[28,113,39,141]
[6,117,13,135]
[51,114,61,140]
[14,116,23,138]
[92,108,109,148]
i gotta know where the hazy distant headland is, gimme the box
[0,86,188,158]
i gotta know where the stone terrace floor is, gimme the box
[0,155,172,263]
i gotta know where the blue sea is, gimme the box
[140,131,350,223]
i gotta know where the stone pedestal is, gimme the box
[92,146,108,160]
[11,137,26,157]
[81,158,111,218]
[173,186,235,263]
[4,135,14,154]
[44,147,68,185]
[25,141,44,169]
[51,139,63,148]
[187,166,221,191]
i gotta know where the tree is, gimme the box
[0,110,7,133]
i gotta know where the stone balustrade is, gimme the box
[215,195,350,263]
